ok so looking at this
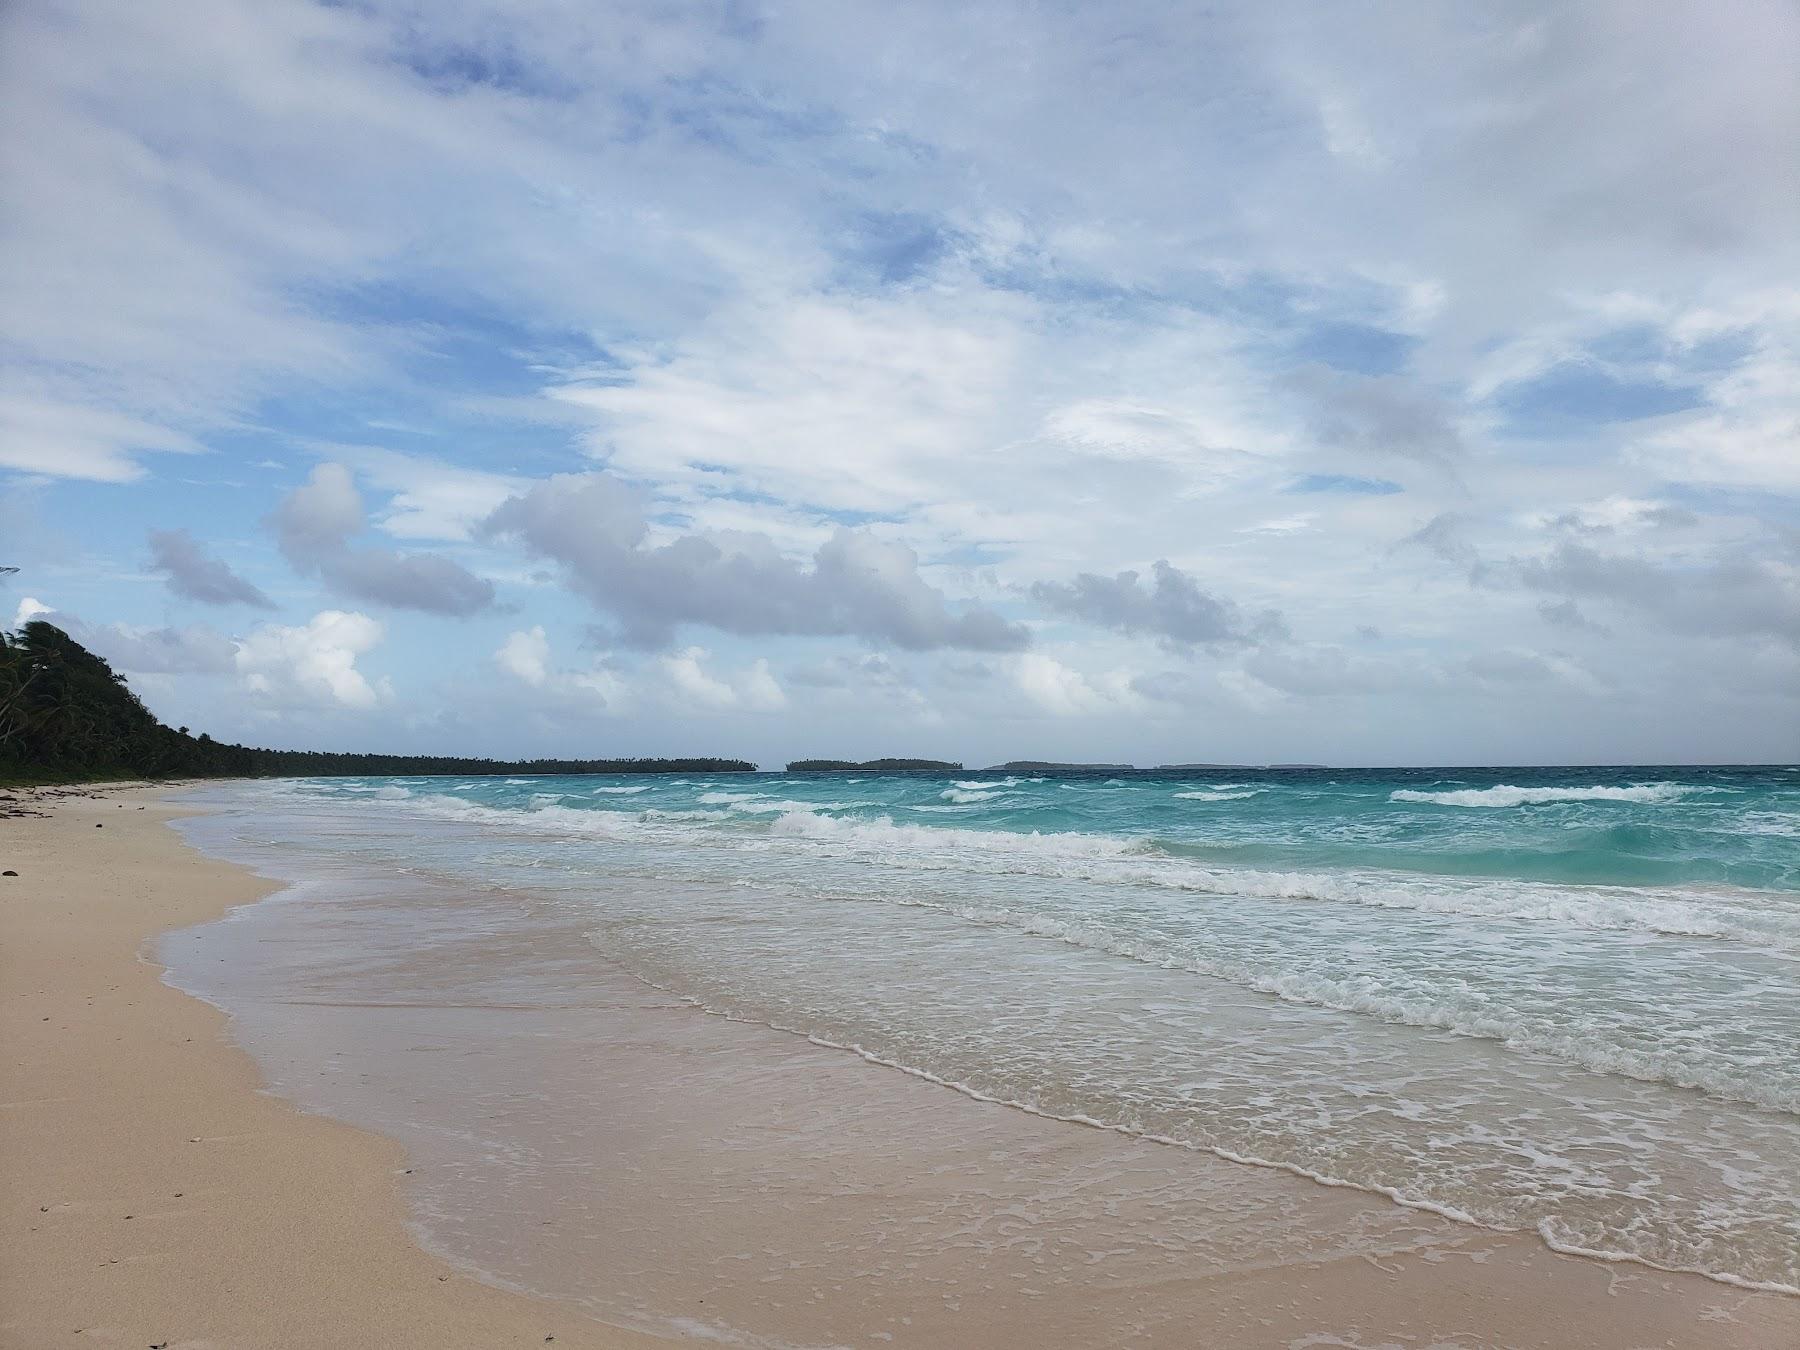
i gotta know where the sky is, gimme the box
[2,0,1797,768]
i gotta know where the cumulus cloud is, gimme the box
[492,626,630,708]
[272,464,494,616]
[11,596,52,628]
[16,604,385,713]
[1011,653,1146,717]
[483,473,1029,652]
[495,626,551,687]
[235,609,388,710]
[148,528,273,608]
[1031,560,1286,648]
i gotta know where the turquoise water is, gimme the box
[185,765,1800,1292]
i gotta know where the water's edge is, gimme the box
[157,776,1800,1327]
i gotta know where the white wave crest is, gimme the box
[727,798,852,815]
[941,787,1001,803]
[769,809,1145,862]
[760,810,1800,952]
[592,784,653,795]
[1173,789,1260,801]
[407,794,652,837]
[1392,784,1696,808]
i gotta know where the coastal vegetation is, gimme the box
[786,758,964,772]
[0,621,753,784]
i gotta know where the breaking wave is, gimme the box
[1391,784,1699,808]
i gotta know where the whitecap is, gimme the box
[1391,784,1695,808]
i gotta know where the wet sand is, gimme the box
[0,787,662,1348]
[3,786,1796,1348]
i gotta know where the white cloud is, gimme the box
[491,626,631,711]
[11,596,52,627]
[5,1,1798,761]
[495,626,550,687]
[0,390,201,482]
[553,288,1030,513]
[235,610,387,710]
[1011,653,1146,718]
[740,658,788,713]
[336,447,527,542]
[662,647,740,710]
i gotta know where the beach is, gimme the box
[0,788,658,1349]
[3,781,1797,1348]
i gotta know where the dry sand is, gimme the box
[3,786,1797,1349]
[0,787,664,1349]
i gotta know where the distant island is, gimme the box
[1155,762,1328,771]
[1,620,1334,788]
[787,758,964,772]
[0,621,754,784]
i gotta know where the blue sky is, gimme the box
[3,0,1797,766]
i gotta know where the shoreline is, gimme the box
[4,784,1796,1348]
[0,785,665,1348]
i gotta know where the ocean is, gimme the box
[165,764,1800,1323]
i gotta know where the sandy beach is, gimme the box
[3,786,1797,1348]
[0,787,662,1349]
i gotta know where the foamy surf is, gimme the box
[210,765,1800,1294]
[1391,783,1700,807]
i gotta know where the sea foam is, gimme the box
[1391,783,1696,808]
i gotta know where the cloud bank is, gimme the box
[484,473,1029,652]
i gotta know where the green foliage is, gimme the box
[786,758,963,772]
[0,622,754,782]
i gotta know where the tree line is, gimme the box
[785,758,964,771]
[0,621,753,783]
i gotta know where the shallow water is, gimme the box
[166,766,1800,1304]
